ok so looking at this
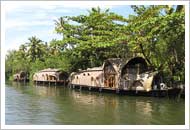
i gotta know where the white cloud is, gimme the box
[2,1,121,53]
[5,30,61,54]
[3,4,22,13]
[3,1,116,13]
[5,19,53,30]
[3,1,119,31]
[5,36,27,53]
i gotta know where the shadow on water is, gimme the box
[5,82,185,125]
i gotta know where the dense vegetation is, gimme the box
[5,5,185,86]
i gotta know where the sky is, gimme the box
[3,1,135,53]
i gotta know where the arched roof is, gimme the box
[121,57,148,76]
[102,58,123,72]
[125,57,147,67]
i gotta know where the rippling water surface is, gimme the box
[5,82,185,125]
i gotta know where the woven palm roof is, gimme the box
[39,68,61,72]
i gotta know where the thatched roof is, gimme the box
[102,58,124,73]
[13,71,28,80]
[104,58,123,67]
[39,68,61,72]
[13,71,27,76]
[125,57,147,66]
[87,67,103,71]
[13,73,19,77]
[75,58,123,74]
[71,57,149,76]
[33,68,68,78]
[78,67,103,73]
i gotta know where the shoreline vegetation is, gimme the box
[6,5,185,89]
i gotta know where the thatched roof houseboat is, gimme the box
[70,67,104,87]
[70,57,158,91]
[13,71,29,82]
[102,58,123,89]
[33,68,68,85]
[70,58,123,89]
[120,57,156,91]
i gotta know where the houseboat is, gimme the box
[13,71,29,82]
[69,57,175,97]
[33,68,68,85]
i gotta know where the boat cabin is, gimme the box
[70,58,122,89]
[103,58,122,89]
[120,57,156,91]
[70,57,158,91]
[13,71,29,82]
[70,67,104,87]
[33,68,68,84]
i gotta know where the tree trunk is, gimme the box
[139,43,153,66]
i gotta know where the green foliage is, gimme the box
[5,6,185,85]
[125,5,185,83]
[54,7,129,69]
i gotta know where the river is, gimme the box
[5,82,185,125]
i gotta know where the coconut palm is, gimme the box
[26,36,44,62]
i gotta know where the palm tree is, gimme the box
[26,36,44,62]
[49,39,61,55]
[18,44,27,59]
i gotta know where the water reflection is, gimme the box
[6,82,185,125]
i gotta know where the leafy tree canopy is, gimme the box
[5,6,185,85]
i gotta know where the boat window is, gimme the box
[88,73,90,76]
[83,73,85,76]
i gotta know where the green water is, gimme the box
[5,82,185,125]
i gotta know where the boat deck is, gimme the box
[69,84,183,98]
[34,80,68,85]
